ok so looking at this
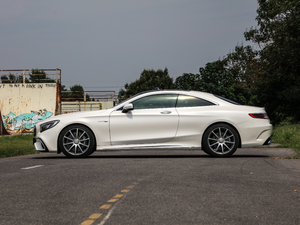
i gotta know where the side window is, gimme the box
[132,94,178,110]
[176,95,215,108]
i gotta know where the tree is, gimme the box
[118,68,173,101]
[224,45,261,106]
[29,69,55,83]
[198,60,249,104]
[243,0,300,123]
[1,75,9,83]
[1,73,23,83]
[66,84,90,101]
[61,85,70,101]
[70,84,84,101]
[173,73,202,91]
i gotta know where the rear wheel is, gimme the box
[202,123,239,157]
[58,125,95,157]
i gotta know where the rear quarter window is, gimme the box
[176,95,215,107]
[213,95,240,105]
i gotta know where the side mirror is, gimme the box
[122,103,134,113]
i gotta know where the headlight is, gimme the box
[40,120,60,133]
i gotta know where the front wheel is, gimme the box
[202,123,239,157]
[58,125,95,157]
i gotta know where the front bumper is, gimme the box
[33,138,48,152]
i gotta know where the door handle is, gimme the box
[160,111,172,114]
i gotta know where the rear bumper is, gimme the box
[263,136,272,145]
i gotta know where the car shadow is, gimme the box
[31,153,269,159]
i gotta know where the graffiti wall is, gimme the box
[0,83,58,134]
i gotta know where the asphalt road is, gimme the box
[0,147,299,225]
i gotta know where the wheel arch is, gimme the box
[57,123,97,154]
[201,122,242,148]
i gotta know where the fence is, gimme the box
[61,90,116,113]
[61,101,115,114]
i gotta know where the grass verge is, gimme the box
[272,124,300,158]
[0,134,39,158]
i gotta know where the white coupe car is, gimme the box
[33,90,272,157]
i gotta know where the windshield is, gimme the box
[116,93,142,106]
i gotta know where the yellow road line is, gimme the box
[113,194,124,198]
[80,219,94,225]
[89,213,102,219]
[100,204,111,209]
[107,198,119,203]
[80,180,143,225]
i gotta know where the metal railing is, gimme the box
[0,69,61,84]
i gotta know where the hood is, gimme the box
[36,109,108,125]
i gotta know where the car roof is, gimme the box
[122,89,217,102]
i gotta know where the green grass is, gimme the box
[0,134,39,158]
[272,124,300,158]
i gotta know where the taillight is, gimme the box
[249,113,269,119]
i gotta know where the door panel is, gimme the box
[109,108,178,145]
[175,95,217,138]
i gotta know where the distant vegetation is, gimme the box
[0,69,56,84]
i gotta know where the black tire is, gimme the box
[202,123,239,157]
[58,125,95,157]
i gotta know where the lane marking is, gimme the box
[81,220,95,225]
[97,195,127,225]
[113,194,123,198]
[100,204,111,209]
[81,180,142,225]
[107,199,118,203]
[21,165,44,170]
[89,214,102,219]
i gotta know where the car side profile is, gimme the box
[33,90,272,157]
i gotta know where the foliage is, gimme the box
[0,134,38,158]
[1,75,10,83]
[173,73,202,91]
[29,69,55,83]
[225,45,260,106]
[70,84,84,100]
[1,69,55,84]
[272,124,300,157]
[1,73,25,83]
[61,84,90,101]
[61,85,70,100]
[118,68,173,101]
[242,0,300,124]
[198,60,249,104]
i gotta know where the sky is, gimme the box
[0,0,259,94]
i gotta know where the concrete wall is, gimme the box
[0,83,58,134]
